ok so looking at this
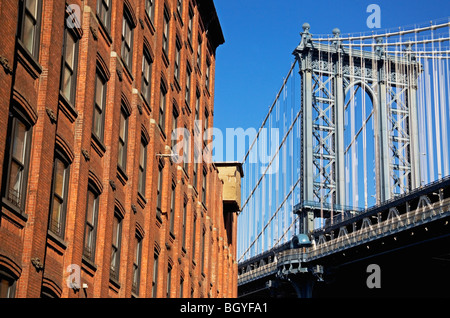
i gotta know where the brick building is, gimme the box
[0,0,242,298]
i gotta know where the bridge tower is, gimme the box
[294,23,421,235]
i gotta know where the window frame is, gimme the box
[110,211,123,282]
[60,25,79,106]
[83,186,100,262]
[92,70,108,143]
[138,134,148,197]
[2,111,33,212]
[132,234,143,295]
[18,0,43,59]
[97,0,112,32]
[159,82,167,134]
[141,48,153,105]
[48,152,71,238]
[162,6,171,57]
[117,105,129,172]
[121,8,134,72]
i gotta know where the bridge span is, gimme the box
[238,176,450,297]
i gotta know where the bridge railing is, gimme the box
[308,198,450,260]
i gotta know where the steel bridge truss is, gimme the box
[295,24,421,234]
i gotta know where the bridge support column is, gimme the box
[376,74,391,203]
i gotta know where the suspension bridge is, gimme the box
[237,18,450,297]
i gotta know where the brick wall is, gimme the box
[0,0,238,299]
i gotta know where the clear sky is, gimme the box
[212,0,450,162]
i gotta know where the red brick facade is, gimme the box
[0,0,239,298]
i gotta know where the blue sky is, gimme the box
[213,0,450,159]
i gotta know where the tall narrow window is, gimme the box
[183,127,190,173]
[185,64,192,107]
[201,228,206,273]
[204,109,209,145]
[171,107,179,150]
[182,200,187,250]
[177,0,183,18]
[121,9,134,71]
[0,273,16,298]
[83,188,99,261]
[179,276,184,298]
[169,183,176,235]
[49,156,70,238]
[132,235,142,295]
[159,82,167,134]
[174,38,181,84]
[197,35,202,69]
[162,7,170,57]
[145,0,154,24]
[187,7,193,46]
[60,27,79,105]
[92,71,107,143]
[19,0,42,58]
[167,264,172,298]
[97,0,111,31]
[205,58,211,91]
[156,162,164,220]
[141,49,153,104]
[110,213,122,281]
[3,114,32,210]
[202,168,207,206]
[194,90,200,132]
[117,107,128,171]
[138,135,148,197]
[192,214,197,261]
[152,251,159,297]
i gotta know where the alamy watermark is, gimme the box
[366,4,381,29]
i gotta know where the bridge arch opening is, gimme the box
[344,81,377,210]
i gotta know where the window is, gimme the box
[171,107,179,150]
[159,82,167,134]
[191,214,197,261]
[156,162,164,220]
[60,27,79,105]
[193,160,198,190]
[3,113,32,210]
[83,188,99,261]
[167,264,172,298]
[162,7,170,57]
[145,0,154,24]
[169,183,176,235]
[49,156,70,238]
[187,7,193,46]
[0,273,16,298]
[138,136,148,196]
[205,59,211,91]
[179,276,184,298]
[204,109,209,144]
[118,107,129,171]
[110,213,122,281]
[201,227,206,273]
[141,49,153,104]
[183,127,190,173]
[97,0,111,31]
[202,168,207,206]
[92,71,107,142]
[121,9,134,72]
[132,235,142,295]
[197,34,202,69]
[195,89,200,124]
[182,200,187,250]
[177,0,183,18]
[152,251,159,297]
[185,64,192,107]
[19,0,42,58]
[174,38,181,84]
